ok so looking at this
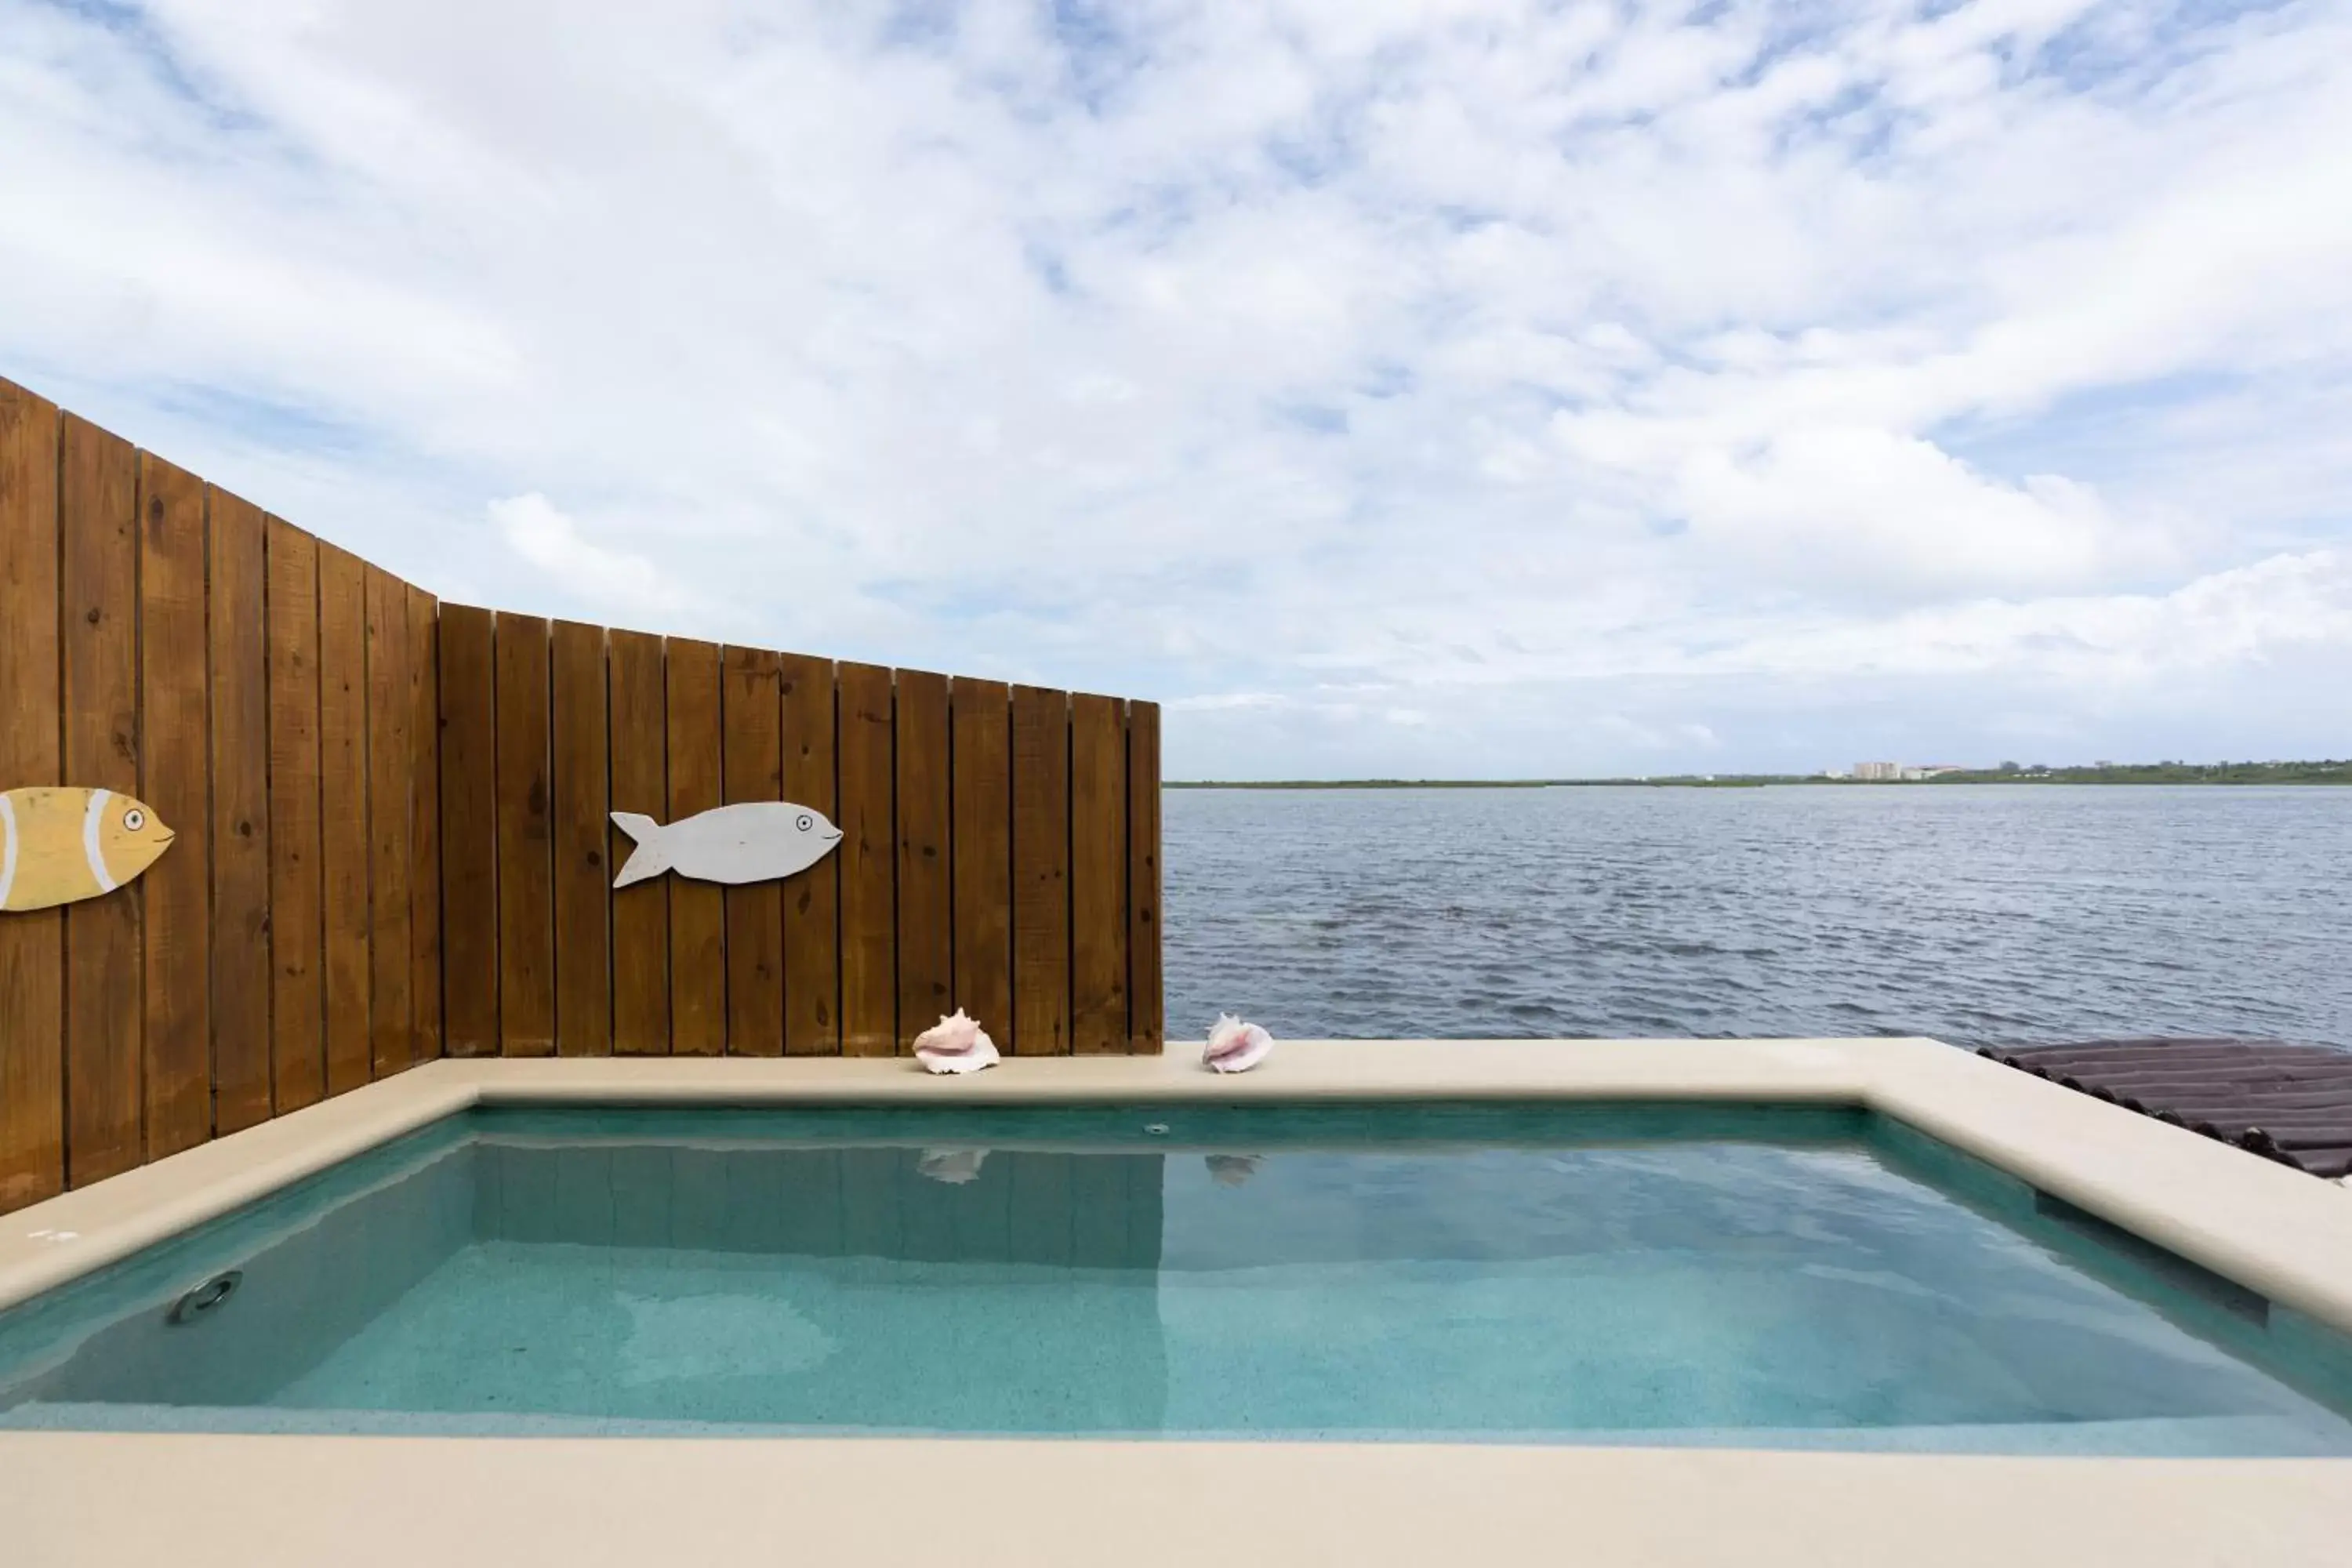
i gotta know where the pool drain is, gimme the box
[167,1270,241,1325]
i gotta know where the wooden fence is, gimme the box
[0,374,1163,1218]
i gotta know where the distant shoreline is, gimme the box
[1168,763,2352,789]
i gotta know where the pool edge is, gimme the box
[6,1038,2350,1334]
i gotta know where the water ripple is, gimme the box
[1162,786,2352,1048]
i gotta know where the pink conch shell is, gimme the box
[918,1148,989,1185]
[1203,1014,1273,1073]
[914,1008,999,1074]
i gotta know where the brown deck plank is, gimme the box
[364,566,413,1080]
[495,614,555,1056]
[608,629,669,1054]
[723,646,784,1058]
[265,521,325,1108]
[837,661,896,1058]
[317,543,372,1096]
[779,653,839,1056]
[950,679,1011,1047]
[1010,684,1069,1057]
[60,416,143,1188]
[1987,1038,2352,1179]
[406,585,443,1063]
[664,638,724,1056]
[435,605,499,1057]
[893,670,952,1048]
[1126,700,1163,1053]
[0,380,64,1211]
[207,488,271,1132]
[551,621,612,1057]
[138,452,212,1159]
[1069,692,1127,1054]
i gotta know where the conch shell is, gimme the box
[1204,1153,1262,1187]
[1203,1014,1273,1073]
[913,1008,999,1074]
[917,1148,989,1185]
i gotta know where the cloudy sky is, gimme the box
[3,0,2347,778]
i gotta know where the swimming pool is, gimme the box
[4,1102,2349,1453]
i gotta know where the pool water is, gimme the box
[4,1103,2350,1452]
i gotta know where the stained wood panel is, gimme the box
[318,543,372,1097]
[436,604,499,1058]
[893,670,952,1048]
[406,585,442,1063]
[60,416,143,1188]
[365,568,413,1080]
[1011,684,1070,1057]
[665,638,724,1056]
[1127,701,1163,1052]
[265,521,325,1109]
[0,381,64,1210]
[837,662,895,1057]
[208,488,271,1131]
[495,615,555,1056]
[552,621,612,1057]
[722,646,783,1058]
[1070,693,1127,1054]
[608,629,668,1054]
[0,373,1172,1215]
[779,653,838,1056]
[951,679,1012,1048]
[139,454,212,1157]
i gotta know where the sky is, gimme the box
[2,0,2348,779]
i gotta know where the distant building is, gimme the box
[1853,761,1902,781]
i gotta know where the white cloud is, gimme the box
[491,493,694,621]
[2,0,2348,774]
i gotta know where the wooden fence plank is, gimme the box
[0,381,64,1211]
[495,615,555,1056]
[60,416,143,1187]
[723,646,784,1057]
[608,629,668,1054]
[950,679,1011,1050]
[406,585,442,1062]
[1127,700,1163,1052]
[779,653,838,1055]
[665,638,724,1056]
[139,452,212,1157]
[436,604,499,1057]
[317,543,371,1096]
[837,661,895,1057]
[1011,685,1070,1056]
[552,620,612,1057]
[1070,692,1127,1054]
[265,521,325,1109]
[207,488,271,1131]
[893,669,952,1049]
[365,567,413,1079]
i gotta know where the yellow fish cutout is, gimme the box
[0,787,176,913]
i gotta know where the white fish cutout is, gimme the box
[913,1009,999,1075]
[917,1148,989,1185]
[1203,1014,1273,1073]
[609,804,841,889]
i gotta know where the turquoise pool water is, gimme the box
[4,1103,2350,1451]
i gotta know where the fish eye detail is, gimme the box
[797,813,813,832]
[123,808,146,831]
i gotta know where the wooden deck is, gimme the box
[1978,1038,2352,1178]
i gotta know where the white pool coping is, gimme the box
[4,1036,2351,1566]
